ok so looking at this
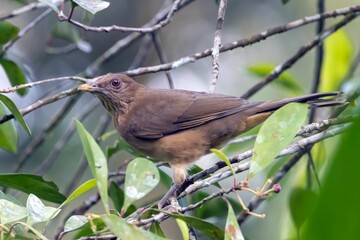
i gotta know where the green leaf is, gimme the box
[211,148,236,180]
[75,119,109,213]
[72,0,110,14]
[167,213,224,239]
[225,201,244,240]
[266,156,289,179]
[311,141,327,170]
[0,93,31,136]
[59,179,97,208]
[289,187,317,230]
[15,0,29,4]
[17,222,49,240]
[282,0,291,4]
[192,192,241,219]
[303,116,360,239]
[247,64,304,95]
[0,190,23,206]
[158,168,173,188]
[0,199,27,224]
[0,21,19,45]
[248,103,308,179]
[26,194,60,225]
[98,130,117,142]
[176,218,189,240]
[122,158,160,213]
[106,138,128,158]
[108,184,137,216]
[52,22,80,43]
[0,102,18,152]
[320,30,352,92]
[51,22,92,53]
[0,59,28,96]
[102,214,166,240]
[0,174,66,203]
[64,215,89,232]
[82,10,94,23]
[74,217,106,239]
[106,138,144,158]
[108,182,124,212]
[16,222,48,240]
[38,0,60,13]
[150,222,166,238]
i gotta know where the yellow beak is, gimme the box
[78,83,97,92]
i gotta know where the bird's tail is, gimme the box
[254,92,345,114]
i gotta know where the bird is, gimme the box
[78,73,341,207]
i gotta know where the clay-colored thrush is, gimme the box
[78,73,340,206]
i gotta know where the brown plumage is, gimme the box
[78,73,340,195]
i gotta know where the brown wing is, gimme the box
[128,89,259,139]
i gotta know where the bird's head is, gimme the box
[78,73,144,114]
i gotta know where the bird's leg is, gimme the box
[157,163,187,209]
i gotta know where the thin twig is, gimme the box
[59,0,183,33]
[151,32,175,89]
[0,76,87,93]
[210,0,228,93]
[0,87,79,124]
[307,152,322,189]
[297,116,355,135]
[128,35,153,70]
[0,2,45,21]
[312,0,326,94]
[46,43,78,55]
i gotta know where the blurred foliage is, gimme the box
[0,59,28,96]
[320,30,353,92]
[0,174,66,203]
[302,116,360,239]
[247,64,304,95]
[0,102,17,152]
[0,21,19,46]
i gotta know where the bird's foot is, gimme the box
[157,183,180,209]
[161,196,181,213]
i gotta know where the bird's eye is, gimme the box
[110,79,122,88]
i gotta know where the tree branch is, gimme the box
[210,0,228,93]
[0,76,86,94]
[59,0,183,33]
[0,2,46,21]
[123,5,360,77]
[0,87,79,124]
